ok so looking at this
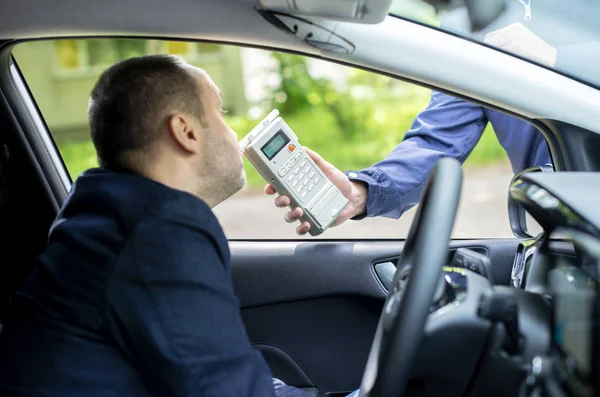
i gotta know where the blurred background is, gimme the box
[12,1,516,239]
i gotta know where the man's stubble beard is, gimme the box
[198,131,247,207]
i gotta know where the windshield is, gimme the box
[390,0,600,89]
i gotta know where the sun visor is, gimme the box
[257,0,394,24]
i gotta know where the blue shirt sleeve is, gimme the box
[106,196,279,397]
[347,91,487,219]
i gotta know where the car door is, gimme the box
[9,38,531,396]
[231,239,520,395]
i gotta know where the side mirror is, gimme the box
[508,164,554,238]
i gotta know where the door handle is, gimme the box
[374,261,396,291]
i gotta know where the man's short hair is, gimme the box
[88,54,204,169]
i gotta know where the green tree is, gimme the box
[268,52,372,141]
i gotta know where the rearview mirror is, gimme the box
[508,164,554,239]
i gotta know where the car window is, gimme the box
[12,38,534,239]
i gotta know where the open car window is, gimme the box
[12,38,536,239]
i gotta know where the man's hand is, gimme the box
[484,23,557,67]
[265,147,368,235]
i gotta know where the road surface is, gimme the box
[213,163,516,240]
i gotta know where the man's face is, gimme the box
[192,68,246,203]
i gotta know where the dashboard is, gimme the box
[509,172,600,397]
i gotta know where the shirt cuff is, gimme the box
[345,169,383,220]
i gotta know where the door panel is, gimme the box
[231,239,520,394]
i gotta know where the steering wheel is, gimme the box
[358,157,463,397]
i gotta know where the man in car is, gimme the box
[267,16,558,235]
[0,55,313,397]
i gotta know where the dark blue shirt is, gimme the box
[0,168,304,397]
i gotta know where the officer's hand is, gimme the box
[484,23,557,67]
[265,147,368,235]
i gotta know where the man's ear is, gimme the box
[167,113,202,154]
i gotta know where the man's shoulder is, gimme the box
[68,168,221,227]
[59,167,229,259]
[145,190,223,234]
[132,191,230,263]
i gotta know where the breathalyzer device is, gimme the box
[239,109,349,236]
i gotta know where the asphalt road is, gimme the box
[213,162,516,240]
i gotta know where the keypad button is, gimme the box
[294,168,301,175]
[298,173,305,180]
[303,179,310,186]
[309,172,316,179]
[295,152,302,160]
[288,174,294,182]
[278,169,286,177]
[301,191,308,199]
[308,184,314,192]
[292,180,299,187]
[314,177,321,185]
[297,184,303,192]
[300,160,307,168]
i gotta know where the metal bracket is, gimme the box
[259,10,355,54]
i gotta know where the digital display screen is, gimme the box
[261,130,289,160]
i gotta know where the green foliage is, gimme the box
[55,52,508,185]
[57,139,99,179]
[57,96,508,186]
[267,53,312,114]
[268,53,372,141]
[465,124,507,166]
